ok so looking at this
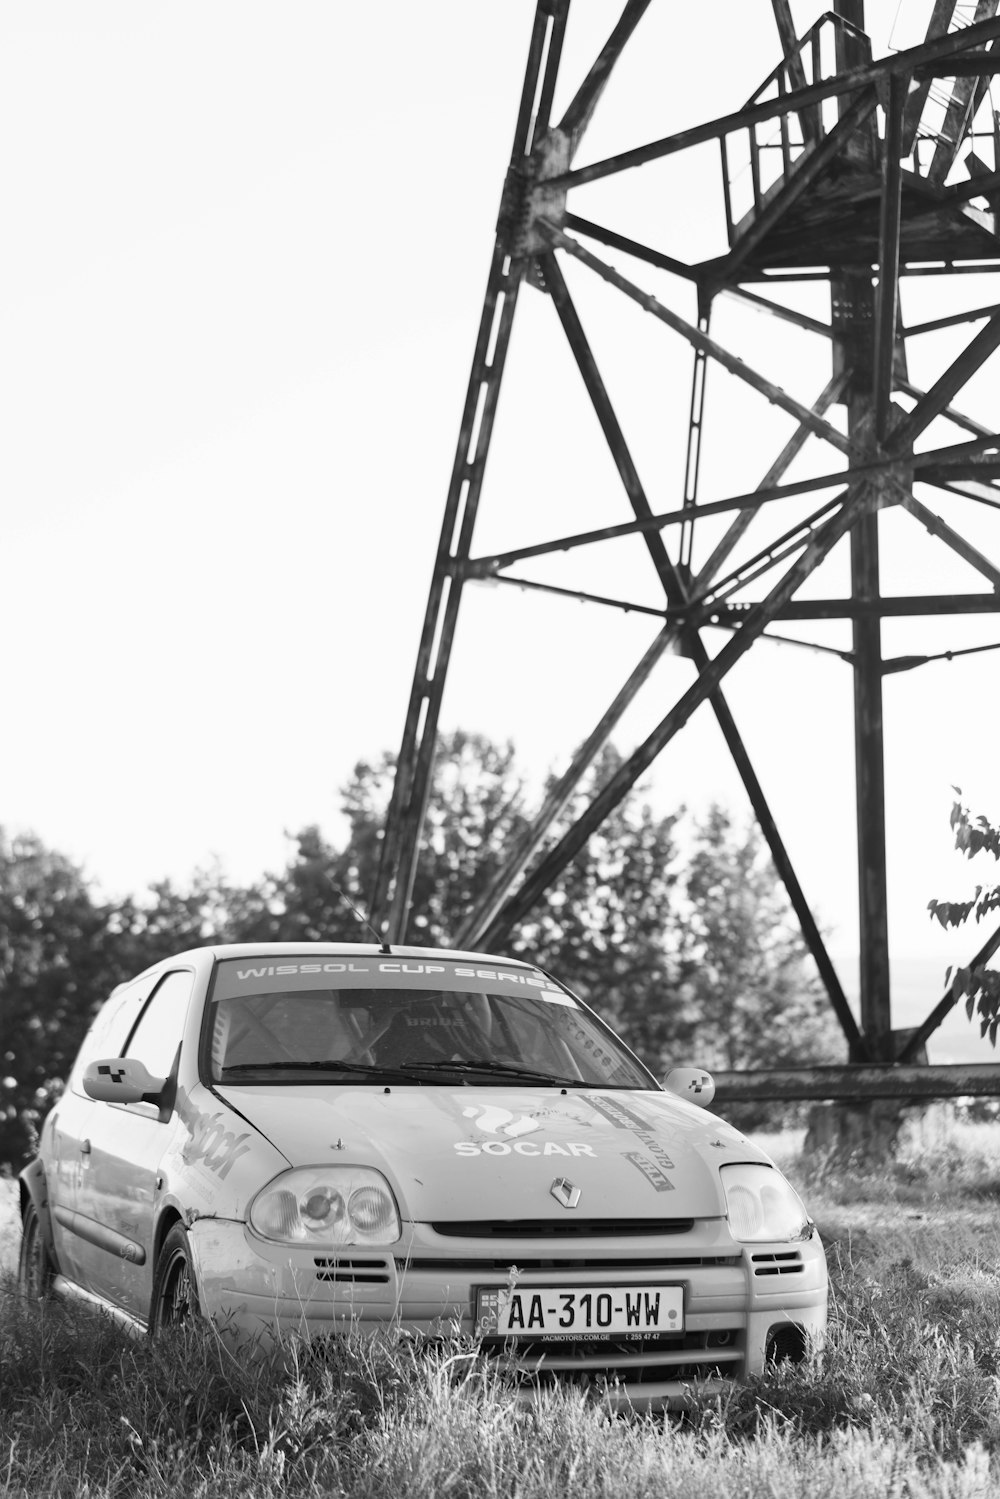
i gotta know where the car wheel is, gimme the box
[150,1223,199,1333]
[18,1202,54,1302]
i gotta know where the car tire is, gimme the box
[150,1223,199,1333]
[18,1202,54,1302]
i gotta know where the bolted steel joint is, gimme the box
[498,128,571,263]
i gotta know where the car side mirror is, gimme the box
[663,1066,715,1108]
[83,1057,168,1106]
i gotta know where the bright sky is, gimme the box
[2,2,998,1054]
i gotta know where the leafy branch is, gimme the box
[928,789,1000,1043]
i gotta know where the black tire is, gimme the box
[150,1223,199,1334]
[18,1202,54,1302]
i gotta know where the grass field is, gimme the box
[3,1111,1000,1498]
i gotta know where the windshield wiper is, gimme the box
[396,1059,579,1085]
[220,1059,581,1086]
[219,1059,413,1079]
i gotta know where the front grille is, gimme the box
[751,1251,804,1277]
[480,1327,744,1388]
[522,1357,740,1389]
[313,1256,391,1285]
[483,1329,737,1358]
[430,1219,695,1239]
[400,1254,739,1273]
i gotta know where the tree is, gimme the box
[261,735,840,1087]
[0,838,272,1167]
[927,791,1000,1042]
[0,831,116,1166]
[668,806,842,1074]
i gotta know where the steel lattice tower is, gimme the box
[372,0,1000,1092]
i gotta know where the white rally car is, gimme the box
[19,943,826,1408]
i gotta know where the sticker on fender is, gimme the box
[476,1283,683,1339]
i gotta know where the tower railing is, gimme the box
[720,6,1000,247]
[721,14,873,241]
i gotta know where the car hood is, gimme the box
[216,1084,770,1222]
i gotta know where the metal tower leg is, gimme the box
[370,0,566,938]
[850,401,892,1057]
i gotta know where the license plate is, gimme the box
[476,1283,683,1339]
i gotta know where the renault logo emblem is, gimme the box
[550,1177,581,1209]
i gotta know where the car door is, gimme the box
[71,969,194,1320]
[46,976,155,1291]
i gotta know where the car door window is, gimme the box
[122,970,193,1080]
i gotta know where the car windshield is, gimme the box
[206,955,652,1089]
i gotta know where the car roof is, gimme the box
[126,940,538,984]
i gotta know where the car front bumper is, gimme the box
[188,1215,827,1410]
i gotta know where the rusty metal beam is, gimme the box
[898,494,1000,588]
[896,377,999,442]
[511,2,560,161]
[713,1060,1000,1103]
[712,593,1000,620]
[721,284,832,337]
[906,301,1000,335]
[717,626,854,663]
[563,213,698,281]
[488,572,667,616]
[830,252,892,1058]
[376,257,525,940]
[890,311,1000,450]
[558,0,655,154]
[531,0,569,149]
[936,480,1000,508]
[882,639,1000,673]
[680,293,712,570]
[738,263,1000,280]
[372,0,559,938]
[915,54,1000,79]
[874,73,905,443]
[850,469,891,1058]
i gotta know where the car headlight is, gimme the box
[720,1163,813,1243]
[249,1167,401,1246]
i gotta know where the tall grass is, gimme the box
[4,1114,1000,1498]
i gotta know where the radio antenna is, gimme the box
[327,876,392,955]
